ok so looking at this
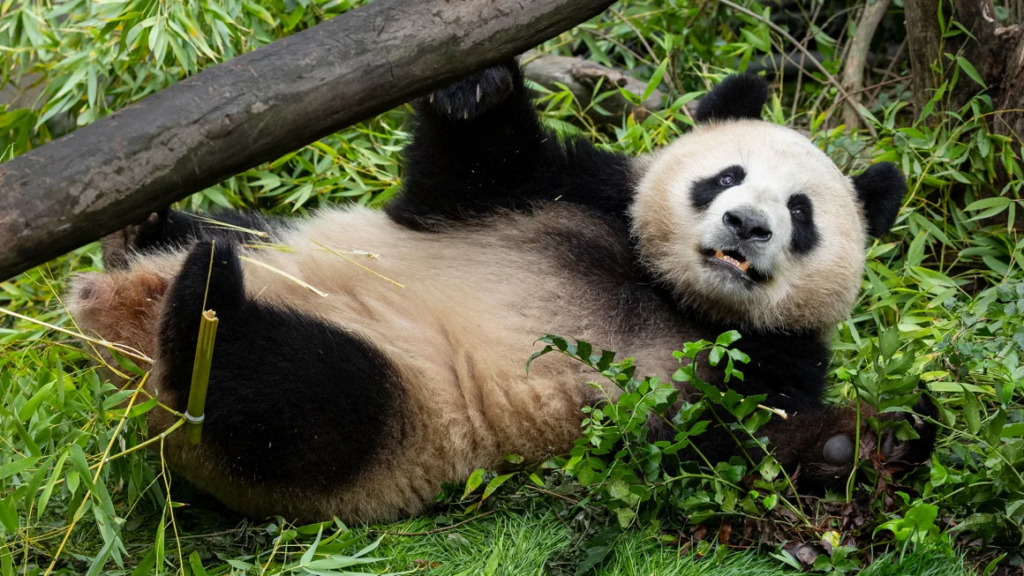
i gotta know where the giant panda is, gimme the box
[67,61,935,523]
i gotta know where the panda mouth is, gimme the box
[702,248,769,283]
[715,249,749,272]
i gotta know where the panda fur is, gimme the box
[67,61,934,523]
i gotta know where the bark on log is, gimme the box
[0,0,616,282]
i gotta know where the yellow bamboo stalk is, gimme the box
[186,310,219,445]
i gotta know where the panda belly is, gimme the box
[147,205,677,521]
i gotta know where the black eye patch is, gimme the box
[690,165,745,211]
[788,193,819,254]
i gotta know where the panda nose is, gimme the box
[723,208,772,242]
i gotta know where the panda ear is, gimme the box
[851,162,906,238]
[694,74,769,123]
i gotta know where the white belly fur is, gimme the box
[82,205,689,521]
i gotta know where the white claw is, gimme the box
[476,84,482,102]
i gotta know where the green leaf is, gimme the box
[483,544,502,576]
[615,507,636,528]
[68,445,95,490]
[0,497,17,533]
[1,544,13,576]
[482,473,515,501]
[708,346,725,366]
[963,196,1012,212]
[38,452,68,519]
[879,328,900,360]
[0,456,39,482]
[963,391,981,435]
[300,525,323,566]
[643,58,670,102]
[462,468,485,499]
[715,330,742,346]
[986,408,1007,446]
[956,56,986,88]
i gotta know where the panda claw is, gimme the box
[425,61,518,123]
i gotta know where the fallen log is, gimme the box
[0,0,615,281]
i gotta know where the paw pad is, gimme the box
[823,434,855,465]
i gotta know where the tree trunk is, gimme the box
[0,0,616,282]
[843,0,892,129]
[990,25,1024,140]
[904,0,1023,128]
[904,0,945,116]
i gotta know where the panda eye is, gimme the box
[791,206,805,219]
[719,174,736,187]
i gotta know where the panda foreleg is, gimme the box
[386,60,554,227]
[153,240,406,520]
[745,397,937,491]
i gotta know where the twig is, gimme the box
[173,528,248,542]
[524,484,582,505]
[684,0,711,30]
[239,256,329,297]
[716,0,878,138]
[0,306,153,363]
[825,76,911,118]
[369,510,498,537]
[868,39,907,100]
[609,7,682,93]
[312,241,404,289]
[791,0,825,120]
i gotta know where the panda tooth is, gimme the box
[715,249,725,260]
[739,261,750,272]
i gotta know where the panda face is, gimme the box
[630,120,869,331]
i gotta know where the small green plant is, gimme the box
[522,333,822,570]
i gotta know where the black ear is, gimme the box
[694,74,769,123]
[852,162,906,238]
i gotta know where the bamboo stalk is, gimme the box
[186,310,219,445]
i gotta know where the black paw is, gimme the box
[428,60,520,122]
[101,209,170,270]
[795,396,937,491]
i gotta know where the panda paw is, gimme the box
[428,60,519,122]
[800,396,936,489]
[101,210,169,270]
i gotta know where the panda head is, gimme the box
[630,75,906,332]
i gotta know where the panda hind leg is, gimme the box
[154,241,405,514]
